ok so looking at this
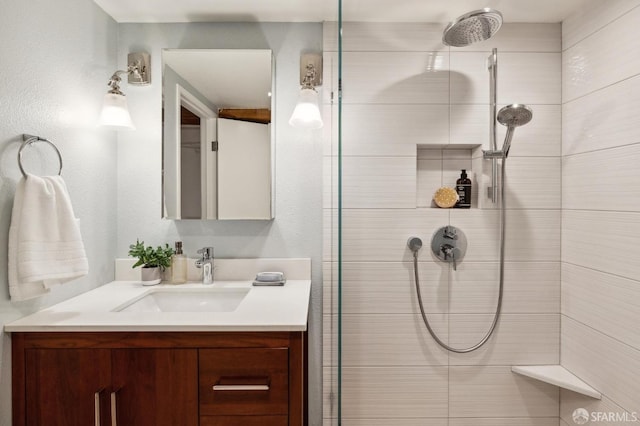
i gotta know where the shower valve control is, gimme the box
[431,226,467,271]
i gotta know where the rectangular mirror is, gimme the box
[162,49,275,220]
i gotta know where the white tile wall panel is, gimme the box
[341,104,450,156]
[322,261,449,315]
[450,418,560,426]
[562,0,640,50]
[449,366,559,417]
[339,366,449,418]
[322,208,338,262]
[562,263,640,352]
[324,314,449,367]
[340,156,417,208]
[324,419,448,426]
[450,23,561,53]
[449,314,560,366]
[504,157,562,209]
[451,52,561,105]
[562,210,640,281]
[322,52,336,106]
[561,389,637,426]
[450,104,490,146]
[562,6,640,102]
[563,75,640,156]
[563,145,640,211]
[562,317,640,413]
[450,209,561,262]
[417,148,443,160]
[340,208,449,262]
[342,52,449,104]
[450,262,560,314]
[324,21,446,52]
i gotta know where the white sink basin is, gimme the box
[115,288,250,313]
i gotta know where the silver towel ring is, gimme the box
[18,134,63,178]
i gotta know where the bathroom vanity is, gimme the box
[7,259,311,426]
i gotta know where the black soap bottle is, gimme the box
[455,169,471,208]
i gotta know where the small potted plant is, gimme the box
[128,239,174,285]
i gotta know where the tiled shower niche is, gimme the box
[417,145,490,209]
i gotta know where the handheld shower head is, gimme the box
[497,104,533,157]
[442,8,503,47]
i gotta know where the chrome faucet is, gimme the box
[195,247,214,284]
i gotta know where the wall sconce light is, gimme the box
[289,53,323,129]
[98,52,151,130]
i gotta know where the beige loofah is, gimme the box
[433,187,459,208]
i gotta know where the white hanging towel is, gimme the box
[8,174,89,301]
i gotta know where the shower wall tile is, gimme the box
[341,104,450,156]
[450,262,560,314]
[562,5,640,102]
[417,148,443,160]
[342,51,450,104]
[562,0,640,50]
[340,156,417,209]
[563,74,640,156]
[339,208,449,262]
[448,314,560,366]
[504,157,562,209]
[562,210,640,281]
[322,261,449,315]
[322,208,338,262]
[450,52,561,105]
[324,21,446,53]
[450,104,490,146]
[332,366,449,418]
[561,317,640,413]
[449,209,561,262]
[562,263,640,352]
[450,23,561,53]
[450,418,560,426]
[560,390,637,426]
[324,419,448,426]
[322,51,337,106]
[563,144,640,212]
[323,314,449,367]
[449,366,559,417]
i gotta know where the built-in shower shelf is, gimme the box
[511,365,601,399]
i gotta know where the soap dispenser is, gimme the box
[455,169,472,208]
[171,241,187,284]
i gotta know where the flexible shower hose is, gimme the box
[413,157,506,353]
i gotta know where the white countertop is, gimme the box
[4,280,311,332]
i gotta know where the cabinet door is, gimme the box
[25,348,111,426]
[111,348,198,426]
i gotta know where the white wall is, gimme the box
[0,0,118,422]
[115,22,324,424]
[560,1,640,423]
[323,22,562,425]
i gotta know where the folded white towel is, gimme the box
[8,174,89,301]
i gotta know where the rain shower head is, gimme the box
[442,8,503,47]
[498,104,533,157]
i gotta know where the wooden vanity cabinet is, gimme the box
[12,331,306,426]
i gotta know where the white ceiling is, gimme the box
[95,0,590,23]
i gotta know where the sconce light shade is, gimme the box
[98,93,135,130]
[289,88,323,129]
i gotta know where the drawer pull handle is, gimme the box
[213,384,270,391]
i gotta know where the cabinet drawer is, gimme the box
[200,415,287,426]
[199,348,288,416]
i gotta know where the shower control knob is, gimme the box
[431,226,467,271]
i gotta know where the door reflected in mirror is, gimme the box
[162,49,274,220]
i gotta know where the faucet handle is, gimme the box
[197,247,214,259]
